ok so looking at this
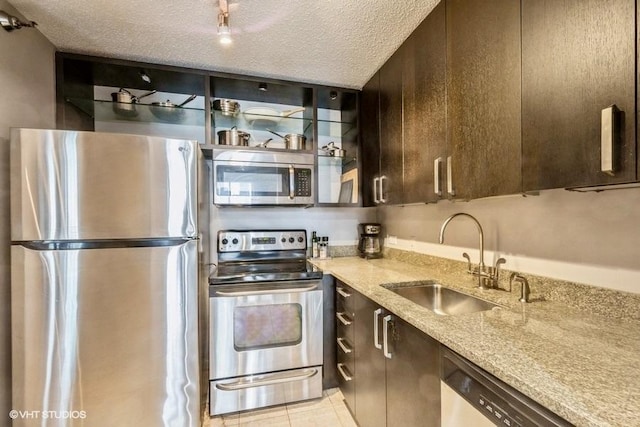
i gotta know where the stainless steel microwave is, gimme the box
[212,148,315,206]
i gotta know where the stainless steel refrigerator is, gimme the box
[10,128,204,426]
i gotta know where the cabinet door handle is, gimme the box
[373,308,383,349]
[601,105,619,176]
[336,312,352,326]
[446,156,455,197]
[434,157,443,196]
[383,315,393,359]
[337,338,352,354]
[337,363,353,381]
[379,175,388,203]
[373,177,380,203]
[336,287,351,298]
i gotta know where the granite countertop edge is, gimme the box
[310,255,640,427]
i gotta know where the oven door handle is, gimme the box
[215,368,319,391]
[213,283,318,296]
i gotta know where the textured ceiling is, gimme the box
[8,0,440,89]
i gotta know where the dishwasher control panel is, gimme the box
[478,394,520,427]
[441,348,574,427]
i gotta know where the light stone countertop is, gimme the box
[310,254,640,427]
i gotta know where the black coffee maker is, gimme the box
[358,223,382,259]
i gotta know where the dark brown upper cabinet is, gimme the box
[521,0,636,191]
[403,1,447,204]
[446,0,522,200]
[378,48,405,205]
[361,72,381,207]
[361,2,446,206]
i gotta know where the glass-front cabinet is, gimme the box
[208,78,359,206]
[56,53,360,206]
[316,89,358,205]
[210,77,314,151]
[58,55,208,143]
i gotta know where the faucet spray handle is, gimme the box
[493,258,506,286]
[462,252,472,273]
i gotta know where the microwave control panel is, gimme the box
[295,169,312,196]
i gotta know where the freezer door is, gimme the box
[11,240,200,427]
[10,128,197,241]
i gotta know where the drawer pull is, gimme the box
[337,363,353,381]
[337,337,352,354]
[336,312,352,326]
[336,287,351,298]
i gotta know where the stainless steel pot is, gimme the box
[110,88,157,117]
[267,129,307,150]
[150,94,197,121]
[217,126,251,146]
[284,133,306,150]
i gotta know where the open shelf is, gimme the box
[212,110,313,135]
[66,98,206,126]
[317,118,358,139]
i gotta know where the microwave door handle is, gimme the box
[289,165,295,199]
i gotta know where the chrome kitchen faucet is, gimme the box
[438,213,506,289]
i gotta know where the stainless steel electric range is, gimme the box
[208,229,324,415]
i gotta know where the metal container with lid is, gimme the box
[217,127,251,146]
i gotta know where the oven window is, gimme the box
[233,303,302,350]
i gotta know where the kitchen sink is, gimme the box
[387,282,500,316]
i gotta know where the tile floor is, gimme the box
[203,388,356,427]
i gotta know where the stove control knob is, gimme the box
[298,236,304,243]
[288,237,295,243]
[232,238,239,245]
[221,238,229,245]
[281,237,287,243]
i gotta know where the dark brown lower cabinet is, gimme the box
[353,293,387,427]
[335,282,356,415]
[337,283,440,427]
[385,314,441,426]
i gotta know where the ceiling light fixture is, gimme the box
[0,10,37,32]
[217,1,231,45]
[258,83,268,92]
[139,70,152,84]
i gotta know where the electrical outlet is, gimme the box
[387,235,398,244]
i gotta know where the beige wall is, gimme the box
[379,187,640,292]
[0,1,56,419]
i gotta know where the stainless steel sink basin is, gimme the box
[388,282,500,316]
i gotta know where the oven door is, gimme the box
[209,280,323,379]
[213,160,314,206]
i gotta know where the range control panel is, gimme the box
[218,230,307,253]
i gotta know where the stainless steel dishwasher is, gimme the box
[441,347,573,427]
